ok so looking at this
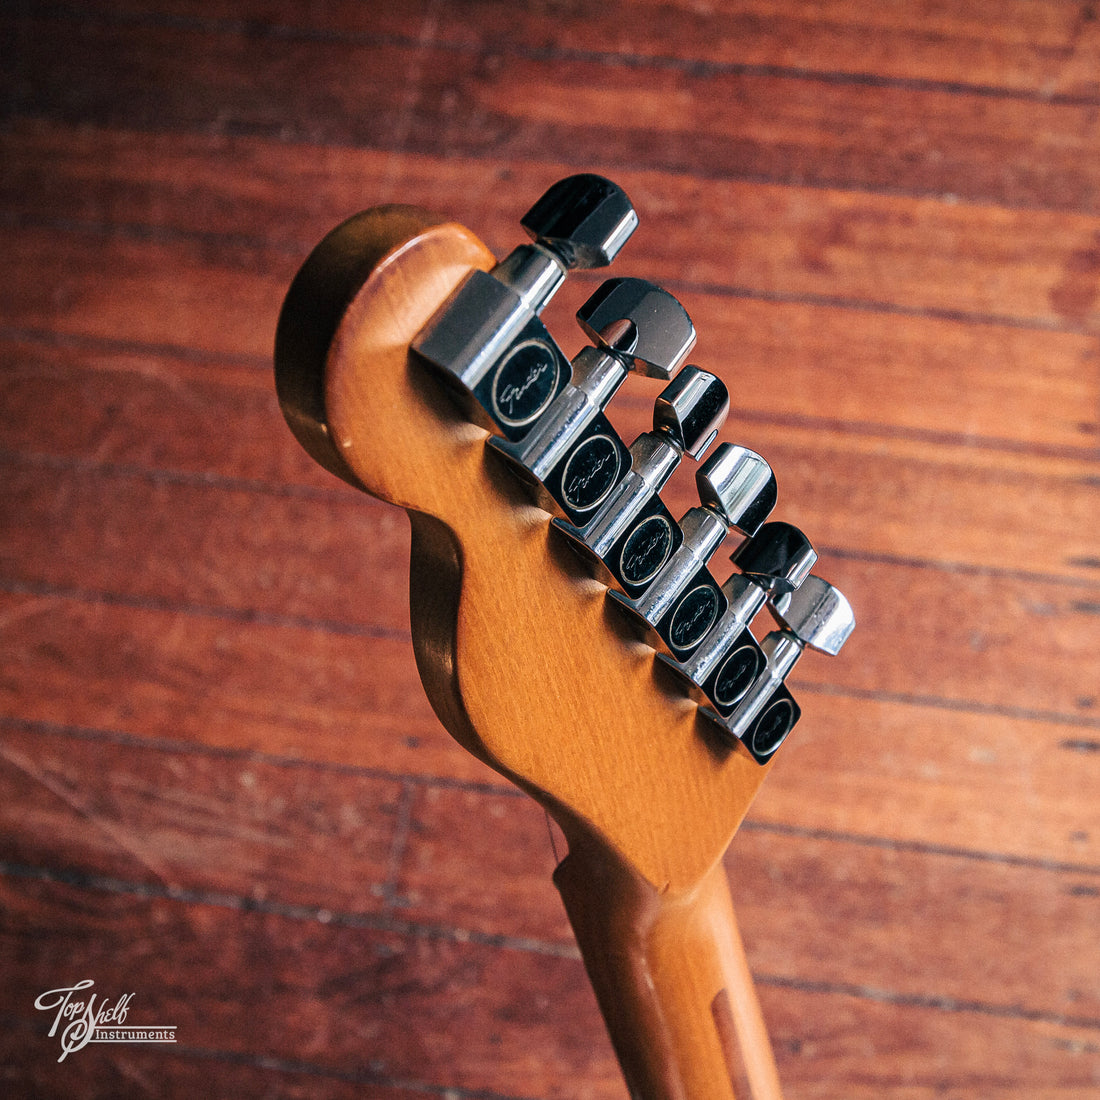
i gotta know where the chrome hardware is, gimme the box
[652,367,729,462]
[658,522,817,712]
[519,173,639,272]
[610,443,776,656]
[577,277,699,384]
[412,175,637,441]
[711,575,855,763]
[488,278,696,523]
[696,442,778,546]
[553,366,727,593]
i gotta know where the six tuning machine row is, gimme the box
[412,173,855,764]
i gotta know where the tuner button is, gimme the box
[768,575,855,656]
[731,522,817,599]
[521,174,639,270]
[653,367,730,460]
[576,278,696,380]
[695,443,777,538]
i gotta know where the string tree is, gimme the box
[412,174,638,440]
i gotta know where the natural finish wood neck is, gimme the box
[556,836,782,1100]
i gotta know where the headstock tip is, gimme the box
[275,205,451,483]
[274,204,497,502]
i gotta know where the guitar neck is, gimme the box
[275,184,850,1100]
[555,833,783,1100]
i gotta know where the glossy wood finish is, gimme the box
[2,3,1099,1097]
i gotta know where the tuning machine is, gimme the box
[553,365,729,593]
[412,174,638,440]
[658,521,816,712]
[488,277,696,523]
[706,575,855,764]
[608,442,777,658]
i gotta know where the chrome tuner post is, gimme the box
[709,575,855,764]
[412,174,638,441]
[659,521,817,715]
[610,441,777,658]
[488,277,695,524]
[553,365,728,595]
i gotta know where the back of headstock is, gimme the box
[274,177,854,1099]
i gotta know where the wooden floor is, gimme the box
[3,2,1099,1096]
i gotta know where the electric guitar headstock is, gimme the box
[274,177,854,1099]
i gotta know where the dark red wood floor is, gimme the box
[2,2,1098,1096]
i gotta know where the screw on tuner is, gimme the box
[609,441,777,659]
[412,174,638,441]
[488,276,696,524]
[658,521,817,713]
[553,364,730,594]
[706,575,856,763]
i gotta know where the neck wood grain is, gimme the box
[556,834,783,1100]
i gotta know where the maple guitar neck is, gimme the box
[556,834,783,1099]
[273,189,845,1098]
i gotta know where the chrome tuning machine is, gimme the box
[554,365,728,593]
[412,174,638,440]
[488,277,695,523]
[659,521,817,714]
[610,442,777,658]
[710,575,855,764]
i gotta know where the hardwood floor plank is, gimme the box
[6,15,1100,212]
[758,982,1100,1100]
[2,237,1098,583]
[0,873,622,1100]
[3,6,1096,1094]
[1,872,1096,1099]
[0,455,411,635]
[0,334,330,489]
[756,693,1100,868]
[1,733,1095,1037]
[395,783,1100,1023]
[1,589,1095,865]
[5,255,1097,472]
[0,1032,454,1100]
[0,225,294,362]
[7,122,1100,338]
[0,591,485,785]
[730,828,1100,1024]
[4,222,1096,457]
[0,722,403,912]
[777,554,1100,725]
[397,784,570,948]
[700,425,1100,584]
[21,0,1100,101]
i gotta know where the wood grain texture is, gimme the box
[7,11,1100,212]
[2,1,1098,1096]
